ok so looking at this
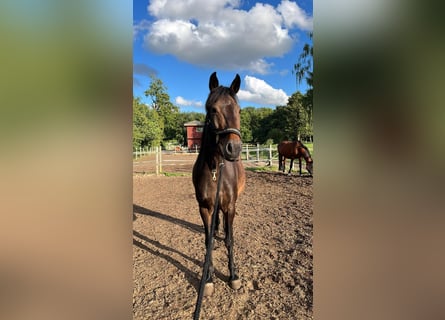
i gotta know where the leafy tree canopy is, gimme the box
[133,97,163,149]
[144,75,180,141]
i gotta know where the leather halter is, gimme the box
[205,118,242,142]
[205,118,242,180]
[214,128,241,138]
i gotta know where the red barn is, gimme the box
[184,120,204,151]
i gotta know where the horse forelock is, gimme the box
[205,86,238,112]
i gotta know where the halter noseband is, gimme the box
[205,118,242,140]
[214,128,241,138]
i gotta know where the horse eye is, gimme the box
[211,107,217,114]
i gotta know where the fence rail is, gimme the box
[133,146,157,159]
[133,144,280,175]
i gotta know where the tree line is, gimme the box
[133,76,312,150]
[133,79,312,150]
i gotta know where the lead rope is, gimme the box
[193,161,225,320]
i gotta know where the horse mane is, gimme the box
[298,141,310,153]
[297,141,313,161]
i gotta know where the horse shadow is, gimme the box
[133,204,228,290]
[133,204,203,234]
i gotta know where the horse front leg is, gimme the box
[299,157,302,176]
[288,159,294,174]
[199,206,215,296]
[224,208,241,290]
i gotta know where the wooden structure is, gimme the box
[184,120,204,150]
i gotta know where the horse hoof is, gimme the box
[204,283,214,296]
[230,279,242,290]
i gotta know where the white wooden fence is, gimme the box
[133,144,279,175]
[241,144,278,165]
[133,146,158,159]
[133,146,163,175]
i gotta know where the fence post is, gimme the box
[155,146,159,176]
[246,144,249,161]
[159,145,162,173]
[269,144,273,166]
[256,143,260,162]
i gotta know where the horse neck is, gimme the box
[198,123,221,167]
[299,147,312,162]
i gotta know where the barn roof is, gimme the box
[184,120,204,127]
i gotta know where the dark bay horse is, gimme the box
[278,140,313,176]
[192,72,246,297]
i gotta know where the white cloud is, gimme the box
[133,19,151,39]
[277,0,313,30]
[140,0,312,73]
[237,75,289,106]
[148,0,240,21]
[175,96,203,108]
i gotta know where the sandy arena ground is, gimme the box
[133,155,313,319]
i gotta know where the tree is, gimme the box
[294,32,313,128]
[250,93,311,144]
[240,108,253,143]
[287,92,311,141]
[264,105,293,142]
[266,128,285,143]
[133,97,163,149]
[144,75,180,141]
[249,107,274,143]
[294,33,313,89]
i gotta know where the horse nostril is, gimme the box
[224,140,241,160]
[226,142,233,155]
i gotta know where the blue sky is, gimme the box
[133,0,313,113]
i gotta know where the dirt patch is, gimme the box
[133,169,313,319]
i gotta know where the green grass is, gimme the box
[245,165,278,172]
[162,172,191,177]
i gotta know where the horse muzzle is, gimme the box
[214,128,242,161]
[223,139,242,161]
[306,163,313,176]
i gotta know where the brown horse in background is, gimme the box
[192,72,245,297]
[278,140,313,176]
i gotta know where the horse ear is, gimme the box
[230,74,241,94]
[209,72,219,91]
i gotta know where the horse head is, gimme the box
[306,159,313,176]
[205,72,242,161]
